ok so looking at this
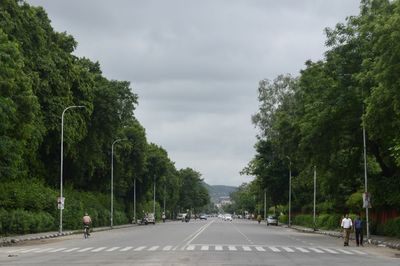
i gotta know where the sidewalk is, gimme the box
[0,223,136,247]
[288,224,400,250]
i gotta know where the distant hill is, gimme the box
[203,182,237,203]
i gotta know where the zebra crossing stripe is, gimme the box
[21,248,40,253]
[320,248,339,254]
[201,245,209,251]
[120,246,133,251]
[228,246,237,251]
[163,246,173,251]
[186,245,195,251]
[77,247,94,252]
[336,248,353,255]
[35,248,54,253]
[295,247,310,253]
[91,247,107,252]
[255,246,265,251]
[349,249,367,255]
[63,248,80,252]
[106,247,120,252]
[242,246,251,251]
[282,247,295,252]
[269,247,281,252]
[134,246,146,251]
[49,248,66,253]
[148,246,159,251]
[215,245,223,251]
[308,247,324,253]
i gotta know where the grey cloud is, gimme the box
[27,0,361,186]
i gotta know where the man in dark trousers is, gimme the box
[354,214,364,246]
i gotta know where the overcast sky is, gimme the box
[27,0,360,186]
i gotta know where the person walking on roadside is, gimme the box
[354,214,364,246]
[341,214,353,246]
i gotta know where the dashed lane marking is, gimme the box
[106,247,120,252]
[120,246,133,251]
[134,246,146,251]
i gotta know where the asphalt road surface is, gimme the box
[1,218,399,266]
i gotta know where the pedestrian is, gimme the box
[341,214,353,246]
[354,214,364,246]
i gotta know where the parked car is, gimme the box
[199,214,207,220]
[266,215,278,226]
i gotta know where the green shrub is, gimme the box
[383,217,400,238]
[316,213,342,230]
[293,214,314,227]
[279,214,288,224]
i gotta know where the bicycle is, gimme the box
[83,224,90,239]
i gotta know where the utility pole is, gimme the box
[264,189,267,227]
[313,166,316,230]
[133,178,136,223]
[286,156,292,227]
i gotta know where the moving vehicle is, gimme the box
[177,213,187,222]
[146,213,156,224]
[224,214,233,221]
[266,215,278,226]
[199,214,207,220]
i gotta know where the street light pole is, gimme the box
[59,105,85,233]
[286,156,292,227]
[134,177,136,224]
[153,175,156,215]
[313,165,316,230]
[264,189,267,227]
[111,138,127,228]
[362,97,370,240]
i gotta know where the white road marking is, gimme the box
[134,246,146,251]
[163,246,173,251]
[106,247,120,252]
[148,246,159,251]
[120,246,133,251]
[349,249,367,255]
[35,248,54,253]
[21,248,40,253]
[242,246,252,251]
[269,247,281,252]
[77,247,94,252]
[295,247,310,253]
[320,248,339,254]
[336,248,353,254]
[49,248,66,253]
[308,247,324,253]
[282,247,295,252]
[228,246,237,251]
[215,245,223,251]
[91,247,107,252]
[201,245,209,251]
[255,246,265,251]
[63,248,80,252]
[186,245,195,251]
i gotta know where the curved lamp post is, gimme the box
[286,156,292,227]
[111,138,128,228]
[60,105,85,233]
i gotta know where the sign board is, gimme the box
[57,197,65,210]
[363,192,371,208]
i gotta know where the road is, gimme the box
[1,218,399,265]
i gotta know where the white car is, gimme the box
[224,214,233,221]
[266,215,278,226]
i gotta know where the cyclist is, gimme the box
[83,212,92,236]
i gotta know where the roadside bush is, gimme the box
[278,214,288,224]
[383,217,400,238]
[0,209,55,235]
[293,214,314,227]
[316,213,342,230]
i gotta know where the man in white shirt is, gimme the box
[341,214,353,246]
